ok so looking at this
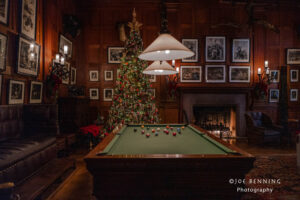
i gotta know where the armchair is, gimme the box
[245,112,282,145]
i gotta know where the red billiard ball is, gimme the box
[146,133,150,137]
[166,125,169,129]
[165,130,169,134]
[152,129,155,133]
[173,132,176,136]
[170,127,173,130]
[141,130,145,134]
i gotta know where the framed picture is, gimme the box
[0,33,7,71]
[290,89,298,102]
[17,37,40,76]
[108,47,124,64]
[8,80,25,104]
[89,70,99,81]
[182,39,198,62]
[147,75,156,82]
[287,49,300,65]
[147,88,155,97]
[270,70,280,83]
[29,81,43,104]
[0,74,2,100]
[117,69,121,77]
[205,36,226,62]
[104,88,113,101]
[62,62,70,84]
[205,65,226,83]
[180,66,201,82]
[89,88,99,100]
[269,89,279,103]
[290,69,299,82]
[59,35,72,58]
[70,67,76,85]
[232,39,250,63]
[0,0,9,25]
[20,0,37,40]
[104,70,113,81]
[229,66,250,83]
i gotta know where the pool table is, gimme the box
[85,124,255,199]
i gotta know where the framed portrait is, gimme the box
[62,62,70,84]
[17,36,40,76]
[182,39,198,62]
[8,80,25,104]
[20,0,37,40]
[108,47,124,64]
[89,70,99,81]
[269,89,279,103]
[290,89,298,102]
[205,65,226,83]
[287,49,300,65]
[229,66,250,83]
[180,66,201,82]
[270,70,280,83]
[290,69,299,82]
[104,70,113,81]
[89,88,99,100]
[147,75,156,82]
[205,36,226,62]
[0,33,7,71]
[70,67,76,85]
[232,39,250,63]
[147,88,155,97]
[104,88,113,101]
[59,35,72,58]
[0,0,9,25]
[29,81,43,104]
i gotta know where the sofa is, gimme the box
[0,104,58,186]
[245,111,283,145]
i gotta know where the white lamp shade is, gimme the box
[143,61,178,75]
[139,33,194,61]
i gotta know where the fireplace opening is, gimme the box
[193,105,236,139]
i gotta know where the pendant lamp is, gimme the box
[143,61,177,75]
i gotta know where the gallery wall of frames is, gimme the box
[75,0,300,123]
[0,0,77,105]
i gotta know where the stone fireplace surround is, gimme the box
[181,93,247,137]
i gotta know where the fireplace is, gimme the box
[193,105,236,138]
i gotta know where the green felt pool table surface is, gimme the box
[100,124,237,155]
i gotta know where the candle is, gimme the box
[63,45,68,55]
[266,68,270,75]
[258,68,262,75]
[30,43,34,51]
[55,54,60,63]
[264,61,268,68]
[176,67,179,72]
[29,53,35,61]
[172,59,175,66]
[60,57,65,65]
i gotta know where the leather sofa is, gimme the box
[0,104,58,185]
[245,111,282,145]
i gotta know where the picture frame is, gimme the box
[147,88,155,97]
[229,66,250,83]
[89,70,99,81]
[70,67,76,85]
[287,49,300,65]
[147,75,156,82]
[205,65,226,83]
[205,36,226,62]
[89,88,99,100]
[59,34,72,58]
[104,70,113,81]
[269,89,280,103]
[117,69,121,78]
[0,0,9,25]
[17,36,40,77]
[182,39,198,62]
[0,33,8,71]
[290,89,298,102]
[180,66,202,82]
[290,69,299,82]
[0,74,2,100]
[8,80,25,104]
[232,38,250,63]
[62,62,70,84]
[20,0,37,40]
[104,88,113,101]
[29,81,43,104]
[270,70,280,83]
[108,47,124,64]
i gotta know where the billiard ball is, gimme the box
[134,128,137,132]
[157,128,160,131]
[146,133,150,137]
[170,127,173,130]
[177,128,181,133]
[155,132,158,136]
[181,126,185,129]
[152,129,155,133]
[147,127,150,130]
[141,125,144,129]
[165,130,169,134]
[166,125,169,129]
[141,130,145,134]
[173,132,176,136]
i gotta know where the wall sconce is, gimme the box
[257,60,275,84]
[49,45,70,80]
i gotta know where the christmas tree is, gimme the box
[105,9,160,132]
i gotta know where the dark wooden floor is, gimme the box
[47,142,299,200]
